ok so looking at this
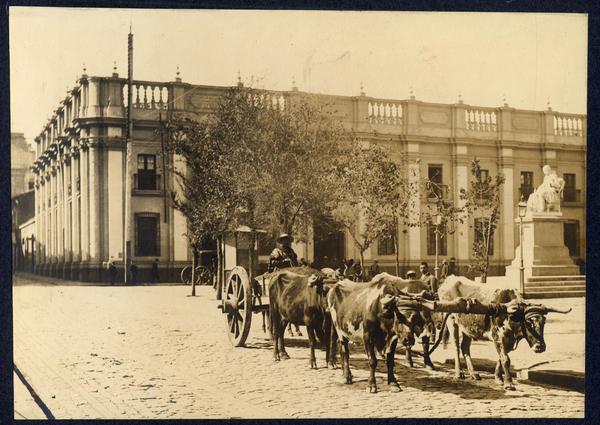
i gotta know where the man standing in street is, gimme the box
[108,259,118,286]
[448,257,457,276]
[419,261,439,293]
[129,261,138,285]
[151,259,160,284]
[369,260,381,279]
[440,258,449,280]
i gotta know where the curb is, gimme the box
[444,359,584,393]
[14,272,188,287]
[519,369,584,393]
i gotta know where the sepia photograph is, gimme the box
[9,7,586,419]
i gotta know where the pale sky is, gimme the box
[9,8,588,144]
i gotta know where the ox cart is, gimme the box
[215,226,273,347]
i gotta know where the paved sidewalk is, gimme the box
[13,275,585,419]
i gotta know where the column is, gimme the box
[45,175,50,272]
[71,151,81,279]
[88,144,101,280]
[408,150,421,261]
[172,153,189,262]
[107,148,124,260]
[64,156,72,278]
[57,161,64,277]
[80,147,90,266]
[359,206,372,261]
[35,181,42,270]
[455,145,470,264]
[43,177,48,270]
[500,148,515,262]
[50,169,56,271]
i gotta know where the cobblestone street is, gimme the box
[13,275,585,419]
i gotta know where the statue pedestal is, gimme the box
[505,213,580,281]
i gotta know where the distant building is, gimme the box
[12,190,35,272]
[11,132,35,196]
[29,70,586,282]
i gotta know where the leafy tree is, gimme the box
[459,159,505,282]
[330,143,393,271]
[421,171,465,277]
[335,146,418,276]
[165,86,347,294]
[165,117,242,296]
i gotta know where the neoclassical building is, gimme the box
[30,69,586,283]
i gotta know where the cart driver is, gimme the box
[268,233,298,272]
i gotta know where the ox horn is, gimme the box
[542,305,572,314]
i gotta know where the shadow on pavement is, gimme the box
[246,335,513,399]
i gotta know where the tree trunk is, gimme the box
[358,250,365,280]
[216,235,223,300]
[249,231,256,280]
[191,245,197,296]
[393,220,400,277]
[481,211,495,284]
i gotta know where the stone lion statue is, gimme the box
[526,165,565,213]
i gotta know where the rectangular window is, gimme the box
[135,213,160,256]
[564,221,580,256]
[476,169,492,202]
[427,223,447,256]
[563,173,578,202]
[474,218,494,256]
[428,164,444,199]
[378,233,395,256]
[519,171,534,200]
[137,154,157,190]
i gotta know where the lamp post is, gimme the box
[434,214,442,280]
[518,196,527,296]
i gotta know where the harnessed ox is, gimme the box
[268,268,333,369]
[369,273,438,370]
[437,275,571,390]
[327,278,432,393]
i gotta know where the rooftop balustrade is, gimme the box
[32,74,586,170]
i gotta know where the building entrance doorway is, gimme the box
[313,216,345,269]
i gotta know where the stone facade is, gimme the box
[30,72,586,282]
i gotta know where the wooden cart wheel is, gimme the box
[223,266,253,346]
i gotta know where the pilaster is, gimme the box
[407,145,421,261]
[80,144,91,280]
[454,144,470,262]
[88,143,101,268]
[500,148,515,261]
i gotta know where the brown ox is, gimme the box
[439,275,571,390]
[370,273,438,370]
[327,277,431,393]
[268,268,333,369]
